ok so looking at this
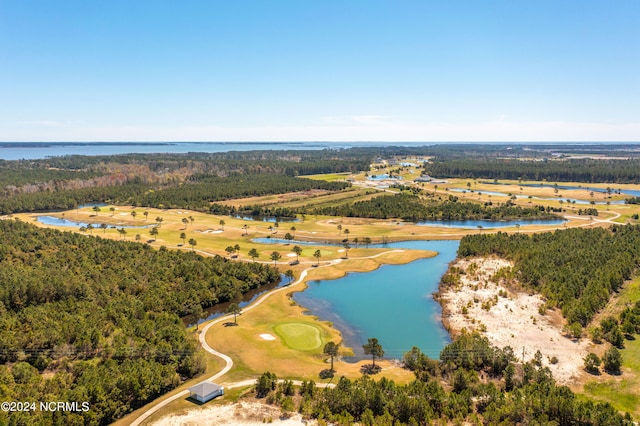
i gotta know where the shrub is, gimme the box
[583,353,601,374]
[603,348,622,375]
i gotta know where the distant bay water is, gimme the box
[0,141,402,160]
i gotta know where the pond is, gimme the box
[293,240,459,360]
[450,187,626,205]
[516,183,640,197]
[252,237,340,246]
[415,218,566,229]
[232,215,300,223]
[367,174,403,181]
[35,215,153,229]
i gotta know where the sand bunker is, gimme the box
[259,334,276,341]
[286,253,297,257]
[197,229,224,234]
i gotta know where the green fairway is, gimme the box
[274,322,322,351]
[581,337,640,419]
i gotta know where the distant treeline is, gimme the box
[0,219,280,425]
[261,333,632,425]
[425,158,640,183]
[0,175,349,215]
[456,225,640,327]
[133,174,349,210]
[16,149,372,176]
[0,149,366,214]
[310,193,559,222]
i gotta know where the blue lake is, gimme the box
[415,218,566,229]
[232,215,300,223]
[477,182,640,199]
[368,174,403,181]
[35,215,152,229]
[292,240,459,360]
[252,237,335,246]
[517,183,640,197]
[451,188,626,205]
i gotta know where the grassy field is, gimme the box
[581,338,640,419]
[300,172,354,182]
[577,276,640,419]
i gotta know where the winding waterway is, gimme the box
[293,240,460,360]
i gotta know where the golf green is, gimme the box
[273,323,322,351]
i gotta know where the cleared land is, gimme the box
[438,257,592,384]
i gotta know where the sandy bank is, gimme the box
[438,257,592,384]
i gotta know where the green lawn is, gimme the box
[300,172,353,182]
[274,322,322,351]
[582,338,640,419]
[581,277,640,419]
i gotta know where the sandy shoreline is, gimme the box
[437,257,591,384]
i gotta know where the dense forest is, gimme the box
[8,149,372,177]
[0,219,280,425]
[425,158,640,183]
[310,193,560,222]
[0,149,367,215]
[256,333,632,425]
[456,225,640,329]
[0,175,349,215]
[132,174,349,210]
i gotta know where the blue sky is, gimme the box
[1,1,638,142]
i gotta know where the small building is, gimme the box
[188,381,224,403]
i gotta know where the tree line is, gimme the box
[255,332,632,425]
[0,174,349,215]
[309,193,559,221]
[132,174,349,211]
[425,158,640,183]
[0,219,280,425]
[456,225,640,328]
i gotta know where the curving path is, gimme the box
[131,249,403,425]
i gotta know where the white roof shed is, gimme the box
[188,381,224,403]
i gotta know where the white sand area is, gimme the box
[151,402,314,426]
[440,257,591,384]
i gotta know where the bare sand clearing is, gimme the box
[440,257,591,384]
[151,402,314,426]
